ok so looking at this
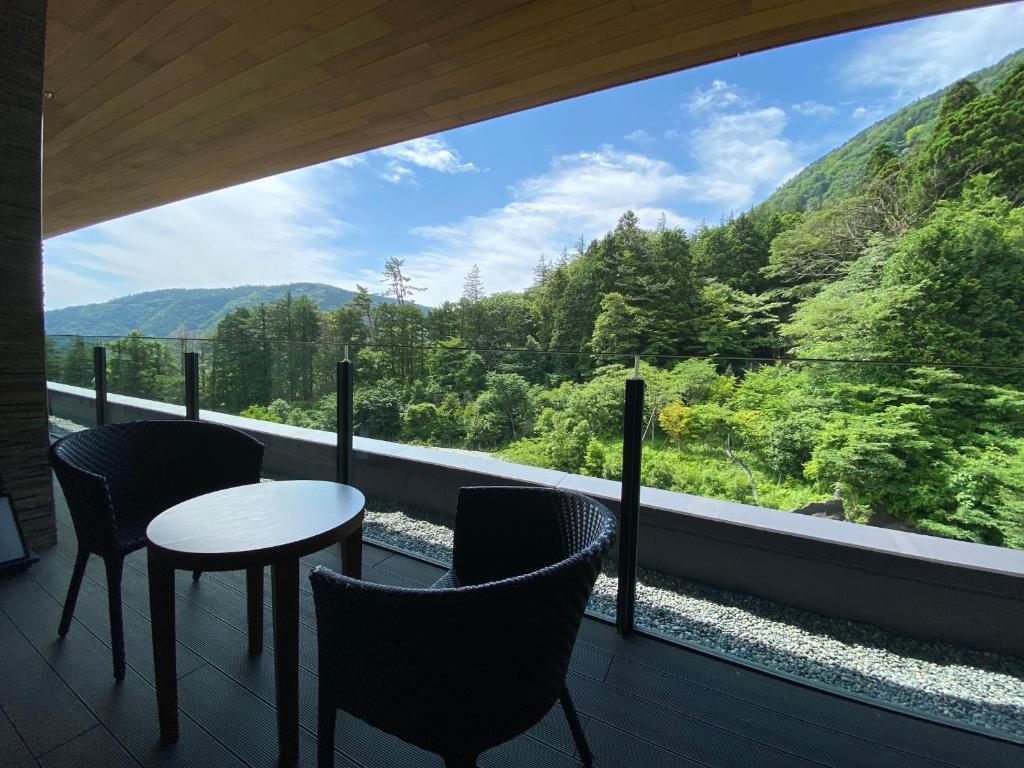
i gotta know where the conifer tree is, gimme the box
[462,263,484,302]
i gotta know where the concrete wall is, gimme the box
[1,2,54,549]
[49,383,1024,656]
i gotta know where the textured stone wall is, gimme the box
[1,1,54,548]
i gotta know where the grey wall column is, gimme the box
[0,1,54,548]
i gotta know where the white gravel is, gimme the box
[49,416,85,438]
[362,499,1024,740]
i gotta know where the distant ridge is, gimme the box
[45,282,404,337]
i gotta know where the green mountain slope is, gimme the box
[757,48,1024,215]
[45,283,400,337]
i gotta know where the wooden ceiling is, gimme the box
[42,0,1000,237]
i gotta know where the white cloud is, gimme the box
[687,79,748,113]
[378,161,415,184]
[396,148,694,305]
[675,78,805,210]
[851,105,886,123]
[791,100,838,117]
[43,165,360,311]
[842,2,1024,101]
[624,129,654,146]
[375,136,477,183]
[42,264,122,309]
[685,107,804,209]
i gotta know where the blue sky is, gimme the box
[44,2,1024,311]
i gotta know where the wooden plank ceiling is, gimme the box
[42,0,1001,237]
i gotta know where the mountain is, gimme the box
[45,283,401,338]
[758,48,1024,215]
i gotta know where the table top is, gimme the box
[146,480,364,568]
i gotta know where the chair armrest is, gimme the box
[49,445,118,554]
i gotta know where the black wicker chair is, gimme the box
[49,420,264,679]
[310,486,616,768]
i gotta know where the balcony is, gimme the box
[6,5,1024,767]
[1,483,1020,768]
[41,369,1024,749]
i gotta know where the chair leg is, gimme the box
[104,556,126,681]
[58,548,89,638]
[192,569,202,582]
[317,699,336,768]
[561,685,593,766]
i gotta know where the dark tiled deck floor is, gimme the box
[1,492,1021,768]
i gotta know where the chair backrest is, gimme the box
[50,420,264,554]
[452,486,614,585]
[310,487,615,761]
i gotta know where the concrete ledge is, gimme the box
[47,382,1024,656]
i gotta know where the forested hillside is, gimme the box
[758,48,1024,214]
[48,57,1024,548]
[45,282,401,337]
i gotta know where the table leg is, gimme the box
[272,557,299,766]
[147,548,178,745]
[246,566,263,655]
[342,524,363,579]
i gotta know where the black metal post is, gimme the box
[183,352,200,420]
[616,374,644,636]
[336,354,353,485]
[93,346,108,426]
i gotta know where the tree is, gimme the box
[476,293,539,351]
[658,401,692,447]
[373,302,426,383]
[106,331,180,401]
[540,412,591,472]
[692,213,771,294]
[805,405,948,522]
[695,280,782,358]
[381,257,425,305]
[666,359,733,405]
[915,65,1024,205]
[931,443,1024,548]
[862,142,899,181]
[590,292,642,354]
[581,438,608,477]
[351,285,376,339]
[402,402,441,444]
[462,264,484,302]
[353,379,403,439]
[61,335,93,387]
[879,181,1024,372]
[532,253,550,287]
[466,372,535,446]
[426,337,485,394]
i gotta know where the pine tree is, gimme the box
[462,263,484,302]
[532,253,550,287]
[381,257,425,305]
[351,285,376,340]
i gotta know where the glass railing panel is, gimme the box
[631,353,1024,739]
[46,334,109,390]
[43,334,1023,737]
